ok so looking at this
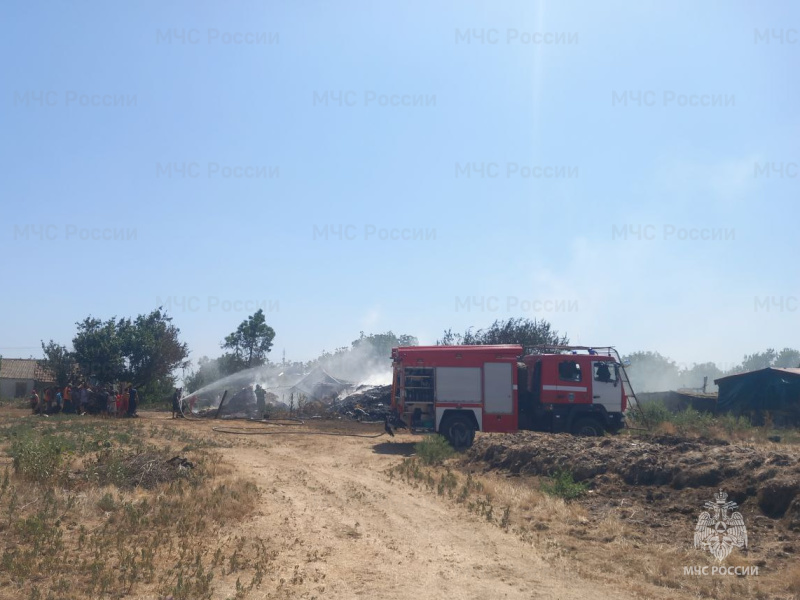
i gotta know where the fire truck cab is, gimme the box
[390,345,628,448]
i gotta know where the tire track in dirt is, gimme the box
[219,432,642,600]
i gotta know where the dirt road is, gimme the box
[204,423,640,600]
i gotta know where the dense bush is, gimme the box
[671,407,715,435]
[631,402,757,439]
[415,435,455,465]
[635,400,671,427]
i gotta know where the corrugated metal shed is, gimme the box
[715,367,800,415]
[715,367,800,383]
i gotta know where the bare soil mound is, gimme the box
[467,432,800,570]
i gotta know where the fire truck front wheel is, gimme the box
[440,414,476,449]
[571,417,604,437]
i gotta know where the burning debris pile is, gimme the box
[179,342,396,420]
[179,332,403,419]
[184,364,392,421]
[327,384,393,421]
[190,386,283,420]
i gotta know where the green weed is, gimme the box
[540,469,588,501]
[415,435,455,465]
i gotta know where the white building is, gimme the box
[0,359,56,399]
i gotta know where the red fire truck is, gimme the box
[390,345,631,448]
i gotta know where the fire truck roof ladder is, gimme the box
[613,351,650,431]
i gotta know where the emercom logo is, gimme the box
[694,489,748,561]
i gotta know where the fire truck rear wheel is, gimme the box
[441,415,475,449]
[571,418,604,437]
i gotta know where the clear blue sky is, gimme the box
[1,0,798,372]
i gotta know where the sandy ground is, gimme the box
[186,419,641,600]
[5,408,785,598]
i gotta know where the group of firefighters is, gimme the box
[30,383,139,417]
[29,383,267,419]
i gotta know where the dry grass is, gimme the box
[786,564,800,596]
[387,452,796,600]
[0,410,270,600]
[630,403,800,446]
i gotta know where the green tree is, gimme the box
[221,309,276,371]
[40,340,75,387]
[216,352,247,377]
[303,330,418,380]
[438,318,568,349]
[72,308,189,392]
[118,308,189,387]
[774,348,800,369]
[184,356,222,393]
[739,349,778,372]
[72,317,124,383]
[351,331,419,358]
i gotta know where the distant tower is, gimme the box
[282,349,286,366]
